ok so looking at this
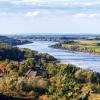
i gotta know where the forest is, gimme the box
[0,44,100,100]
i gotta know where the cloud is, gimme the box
[75,13,87,17]
[0,0,100,18]
[1,0,57,5]
[75,13,98,18]
[89,13,98,17]
[25,11,40,17]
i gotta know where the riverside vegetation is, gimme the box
[51,39,100,54]
[0,44,100,100]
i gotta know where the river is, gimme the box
[18,41,100,73]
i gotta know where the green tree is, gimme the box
[25,58,36,70]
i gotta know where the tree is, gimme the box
[18,64,26,76]
[25,58,36,70]
[25,51,34,58]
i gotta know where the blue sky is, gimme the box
[0,0,100,35]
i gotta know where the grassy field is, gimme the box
[54,39,100,54]
[62,44,100,52]
[75,40,100,45]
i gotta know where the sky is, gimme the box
[0,0,100,35]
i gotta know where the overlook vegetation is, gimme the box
[0,44,100,100]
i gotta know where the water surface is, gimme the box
[18,41,100,72]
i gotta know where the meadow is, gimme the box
[52,39,100,54]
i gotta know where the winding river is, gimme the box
[18,41,100,73]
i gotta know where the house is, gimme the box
[0,68,7,77]
[0,62,7,77]
[25,70,37,78]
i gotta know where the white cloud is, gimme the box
[25,11,40,17]
[89,13,98,17]
[2,0,55,4]
[63,2,100,8]
[0,0,100,18]
[75,13,87,17]
[75,13,98,18]
[3,0,100,6]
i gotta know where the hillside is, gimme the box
[0,44,99,100]
[0,35,31,45]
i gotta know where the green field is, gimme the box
[53,39,100,54]
[62,44,100,52]
[75,40,100,45]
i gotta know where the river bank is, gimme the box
[18,41,100,73]
[50,40,100,55]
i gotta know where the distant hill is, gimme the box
[0,35,31,45]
